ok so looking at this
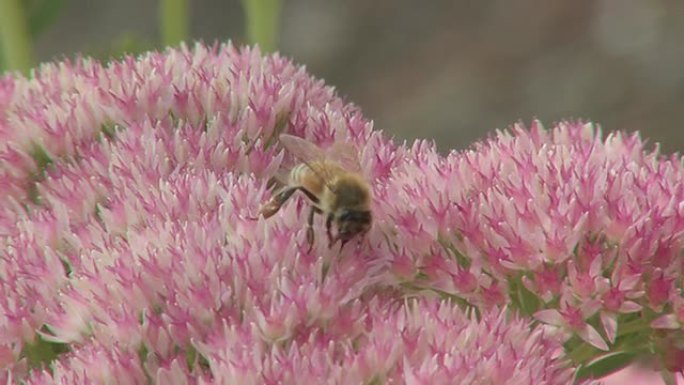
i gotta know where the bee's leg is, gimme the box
[261,187,298,218]
[276,187,298,204]
[326,214,334,247]
[306,206,323,252]
[262,186,320,217]
[298,188,319,205]
[306,208,316,251]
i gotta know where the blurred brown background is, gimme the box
[34,0,684,153]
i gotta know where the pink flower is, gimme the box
[196,299,574,385]
[1,42,683,383]
[535,296,607,351]
[25,344,148,385]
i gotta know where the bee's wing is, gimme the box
[278,134,336,188]
[279,134,326,163]
[269,169,290,187]
[328,142,362,173]
[280,134,362,171]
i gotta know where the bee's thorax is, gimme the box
[328,175,370,211]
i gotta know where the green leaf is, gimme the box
[22,334,69,369]
[575,351,637,381]
[437,233,471,268]
[30,142,54,174]
[507,274,541,316]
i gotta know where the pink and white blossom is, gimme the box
[1,42,682,383]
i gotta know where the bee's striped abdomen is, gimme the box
[289,163,311,186]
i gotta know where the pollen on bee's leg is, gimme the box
[259,205,277,219]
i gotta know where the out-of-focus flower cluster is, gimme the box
[0,43,681,383]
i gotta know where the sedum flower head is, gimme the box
[0,42,682,383]
[198,300,572,385]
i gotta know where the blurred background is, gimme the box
[2,0,683,153]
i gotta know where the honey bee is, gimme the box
[259,134,372,249]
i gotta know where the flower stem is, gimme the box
[242,0,281,52]
[616,316,649,337]
[0,0,34,73]
[159,0,189,46]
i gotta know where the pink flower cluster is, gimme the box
[383,124,684,370]
[0,42,681,383]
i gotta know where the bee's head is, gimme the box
[335,209,372,242]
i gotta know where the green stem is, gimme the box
[567,342,593,364]
[159,0,189,46]
[0,0,34,73]
[617,316,649,338]
[568,325,649,365]
[242,0,281,52]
